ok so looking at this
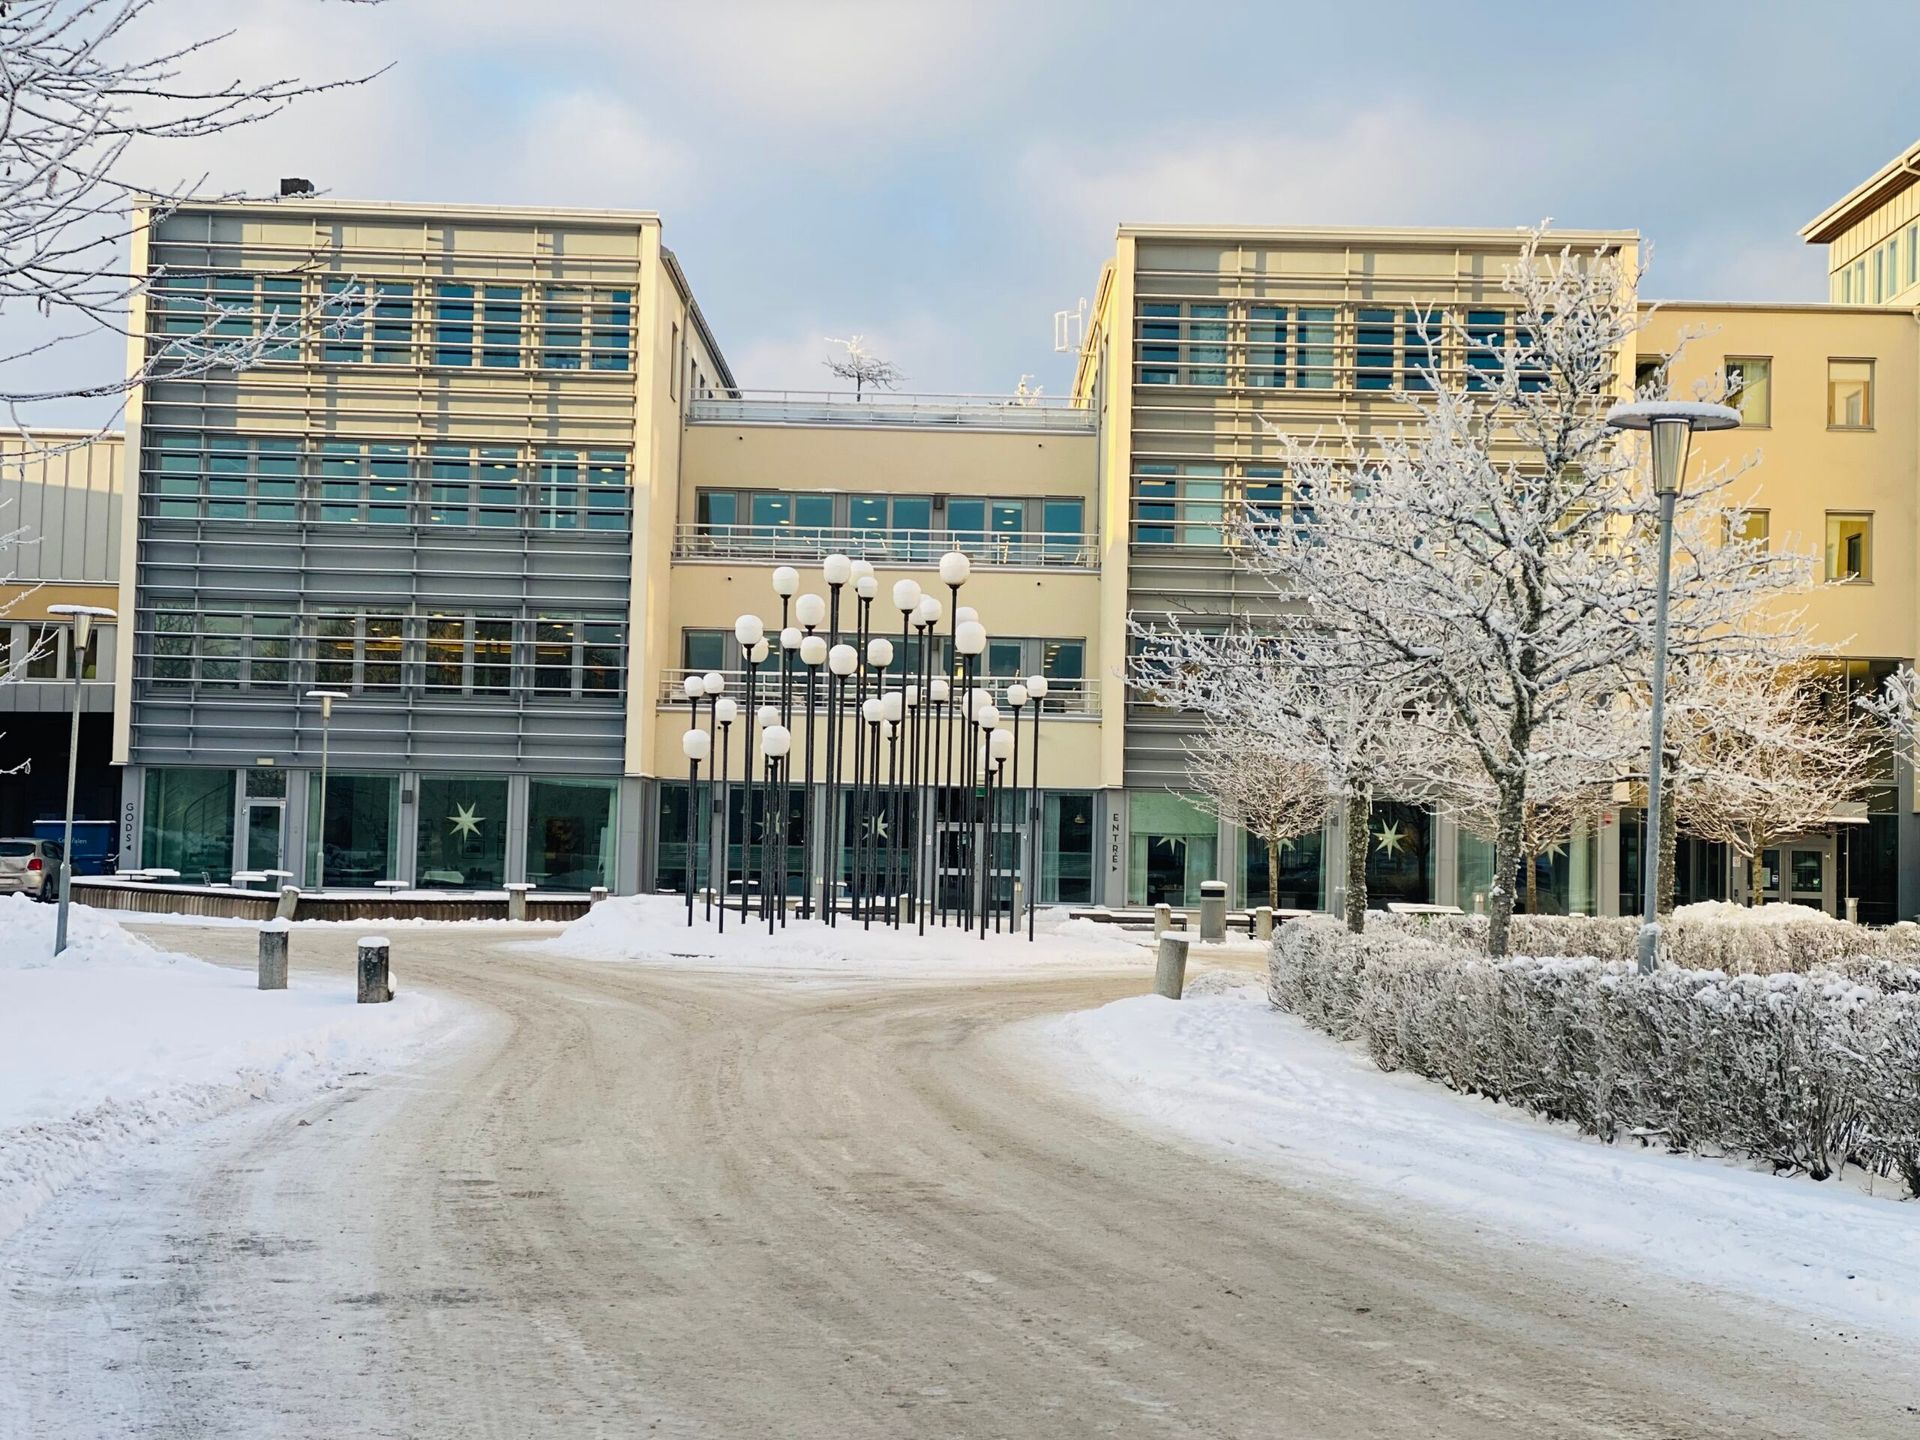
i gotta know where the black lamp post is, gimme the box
[1026,672,1050,942]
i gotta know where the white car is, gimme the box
[0,838,61,902]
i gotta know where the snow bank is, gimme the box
[1033,983,1920,1341]
[532,893,1150,977]
[0,898,468,1244]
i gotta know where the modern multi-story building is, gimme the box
[5,138,1912,915]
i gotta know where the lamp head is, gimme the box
[929,677,950,703]
[757,704,779,729]
[990,728,1015,762]
[828,643,858,676]
[714,697,738,726]
[867,636,894,669]
[892,578,922,614]
[851,558,875,581]
[762,725,792,759]
[1007,683,1029,708]
[702,670,726,696]
[48,602,115,652]
[1026,673,1049,699]
[823,553,853,586]
[881,692,904,723]
[772,566,800,598]
[977,704,1001,731]
[800,635,828,666]
[683,675,706,699]
[305,687,348,720]
[862,697,882,724]
[681,728,710,762]
[938,551,971,586]
[855,575,878,601]
[794,592,827,629]
[915,594,942,627]
[1604,400,1740,500]
[733,614,765,646]
[747,638,770,665]
[954,620,987,656]
[955,605,978,625]
[781,626,802,651]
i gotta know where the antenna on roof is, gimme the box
[1053,297,1087,354]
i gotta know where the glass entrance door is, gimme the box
[1762,841,1831,912]
[245,802,285,873]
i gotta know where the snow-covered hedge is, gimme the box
[1369,904,1920,976]
[1270,916,1920,1195]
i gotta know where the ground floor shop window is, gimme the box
[527,779,616,890]
[1456,825,1598,915]
[1242,826,1322,911]
[416,775,508,889]
[1129,792,1216,906]
[141,767,234,882]
[1364,801,1431,907]
[306,772,398,886]
[1044,793,1094,904]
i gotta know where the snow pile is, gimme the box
[534,894,1149,977]
[1272,915,1920,1195]
[1370,905,1914,975]
[1034,984,1920,1341]
[0,900,467,1243]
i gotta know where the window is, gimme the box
[1724,356,1771,426]
[434,282,476,366]
[593,290,633,372]
[1042,498,1084,551]
[1296,308,1334,389]
[1465,310,1505,391]
[1248,305,1286,388]
[1828,359,1874,428]
[1635,354,1665,394]
[23,623,59,679]
[482,286,521,368]
[1139,303,1178,384]
[309,612,406,692]
[1825,512,1872,583]
[1355,308,1396,391]
[1135,466,1176,543]
[1726,508,1769,548]
[1187,303,1227,385]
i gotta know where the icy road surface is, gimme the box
[2,920,1914,1437]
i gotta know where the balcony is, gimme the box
[672,523,1099,570]
[657,668,1100,719]
[687,389,1095,434]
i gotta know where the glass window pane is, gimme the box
[527,779,616,889]
[142,767,235,882]
[1828,359,1873,427]
[306,772,397,886]
[415,775,509,889]
[1825,513,1872,582]
[1725,357,1771,426]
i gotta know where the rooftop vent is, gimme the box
[279,177,315,198]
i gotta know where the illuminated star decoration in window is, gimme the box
[449,802,484,839]
[1372,820,1407,858]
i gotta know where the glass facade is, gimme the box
[1455,826,1598,915]
[1128,791,1216,906]
[142,767,235,882]
[306,772,399,887]
[416,775,509,889]
[1363,801,1432,907]
[1044,793,1095,903]
[527,779,616,890]
[1242,827,1323,911]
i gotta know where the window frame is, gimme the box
[1827,357,1876,430]
[1824,510,1873,585]
[1723,355,1771,428]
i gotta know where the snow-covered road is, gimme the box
[3,916,1915,1437]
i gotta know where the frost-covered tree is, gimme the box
[1182,720,1329,911]
[823,335,903,399]
[1243,229,1809,955]
[1861,665,1919,762]
[1667,657,1884,903]
[1127,619,1414,931]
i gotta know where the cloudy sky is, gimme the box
[46,0,1920,412]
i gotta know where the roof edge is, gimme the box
[1800,139,1920,244]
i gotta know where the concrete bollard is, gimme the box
[257,919,290,990]
[1153,902,1172,938]
[1199,880,1227,943]
[1154,935,1189,999]
[590,886,609,906]
[506,882,534,922]
[1253,905,1274,941]
[275,884,300,920]
[357,937,393,1004]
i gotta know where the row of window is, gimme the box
[146,433,631,530]
[1136,301,1540,392]
[1645,355,1874,430]
[1836,223,1918,305]
[692,491,1086,541]
[143,610,625,698]
[4,622,106,682]
[149,272,634,373]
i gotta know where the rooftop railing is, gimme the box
[688,389,1095,433]
[672,523,1099,570]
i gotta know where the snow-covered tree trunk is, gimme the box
[1343,779,1371,934]
[1265,834,1282,911]
[1488,776,1525,956]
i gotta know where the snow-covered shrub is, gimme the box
[1368,906,1917,976]
[1270,916,1920,1194]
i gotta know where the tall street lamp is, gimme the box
[304,688,350,894]
[47,603,114,956]
[1605,399,1740,973]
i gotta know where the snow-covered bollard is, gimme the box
[1199,881,1227,942]
[1154,935,1188,1000]
[1153,903,1172,938]
[357,937,393,1004]
[505,882,534,922]
[1253,906,1274,942]
[257,919,290,990]
[275,884,300,921]
[590,886,608,907]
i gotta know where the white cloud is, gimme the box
[1019,106,1554,248]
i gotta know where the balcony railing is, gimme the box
[658,668,1099,718]
[688,389,1095,433]
[672,523,1099,570]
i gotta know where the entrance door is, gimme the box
[1762,840,1831,912]
[245,802,285,873]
